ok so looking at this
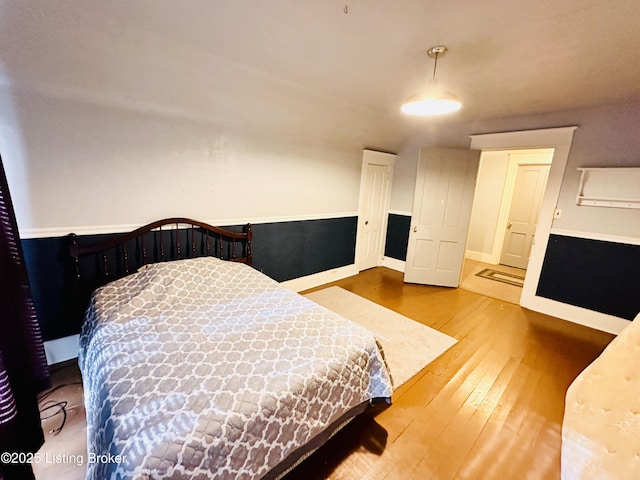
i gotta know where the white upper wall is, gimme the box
[4,84,640,242]
[0,88,363,235]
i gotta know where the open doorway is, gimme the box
[460,148,554,303]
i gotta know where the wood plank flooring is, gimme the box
[287,267,613,479]
[34,267,614,480]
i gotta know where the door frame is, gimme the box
[494,151,553,265]
[499,162,551,268]
[354,149,395,271]
[469,126,577,310]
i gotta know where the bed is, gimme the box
[70,218,393,480]
[561,312,640,479]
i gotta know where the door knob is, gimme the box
[507,222,513,229]
[365,220,369,225]
[413,225,418,232]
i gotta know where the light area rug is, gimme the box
[303,286,457,388]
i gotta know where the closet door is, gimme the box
[500,164,550,269]
[404,148,479,287]
[355,150,395,270]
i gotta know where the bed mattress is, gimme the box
[78,256,393,479]
[561,313,640,479]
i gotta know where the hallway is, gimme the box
[460,259,525,305]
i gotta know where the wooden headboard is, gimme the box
[69,217,252,293]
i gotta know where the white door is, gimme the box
[500,164,550,269]
[404,148,480,287]
[355,150,395,271]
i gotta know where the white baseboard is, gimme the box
[521,227,639,334]
[280,264,359,292]
[464,250,498,264]
[44,335,80,365]
[521,294,630,335]
[381,256,405,272]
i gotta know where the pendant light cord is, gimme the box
[432,52,439,80]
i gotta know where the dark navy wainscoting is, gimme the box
[384,213,410,261]
[536,234,640,320]
[250,217,357,281]
[22,216,357,341]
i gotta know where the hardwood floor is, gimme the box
[34,267,614,480]
[34,361,86,480]
[289,267,613,479]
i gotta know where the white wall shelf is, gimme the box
[576,167,640,209]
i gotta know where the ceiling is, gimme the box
[2,0,640,152]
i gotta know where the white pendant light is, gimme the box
[401,46,461,116]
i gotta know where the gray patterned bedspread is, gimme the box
[78,257,393,479]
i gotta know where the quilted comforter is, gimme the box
[78,257,393,479]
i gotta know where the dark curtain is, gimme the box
[0,155,50,480]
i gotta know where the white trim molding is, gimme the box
[279,264,359,292]
[388,209,412,217]
[524,296,630,335]
[469,127,578,151]
[381,256,406,272]
[464,249,496,264]
[467,128,629,331]
[550,228,640,246]
[19,212,360,239]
